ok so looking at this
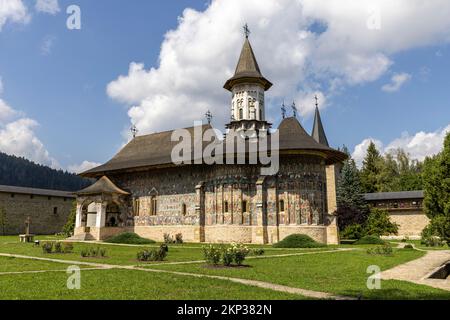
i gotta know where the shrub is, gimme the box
[105,232,155,245]
[137,244,168,262]
[164,233,174,244]
[42,242,53,254]
[230,243,250,266]
[341,224,365,240]
[367,244,393,256]
[222,248,234,267]
[203,245,222,265]
[354,235,385,245]
[54,242,63,254]
[62,201,76,237]
[175,233,183,244]
[273,234,326,248]
[421,216,450,246]
[63,242,74,254]
[251,249,265,256]
[80,248,89,257]
[403,244,414,250]
[364,208,399,237]
[80,246,107,258]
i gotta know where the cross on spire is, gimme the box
[315,95,319,109]
[205,110,213,124]
[281,101,287,119]
[130,124,138,139]
[291,101,298,118]
[243,23,251,38]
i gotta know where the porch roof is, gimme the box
[75,176,129,196]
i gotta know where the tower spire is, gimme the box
[311,96,329,146]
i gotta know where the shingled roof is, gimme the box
[75,176,129,196]
[81,124,213,177]
[311,107,330,147]
[278,117,347,163]
[224,38,272,91]
[81,117,347,178]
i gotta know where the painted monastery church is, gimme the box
[73,33,347,245]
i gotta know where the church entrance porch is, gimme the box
[72,176,131,241]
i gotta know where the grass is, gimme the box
[392,239,450,251]
[104,232,156,245]
[1,235,449,300]
[0,256,89,273]
[0,268,306,300]
[0,237,333,266]
[146,249,450,300]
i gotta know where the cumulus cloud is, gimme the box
[0,118,60,168]
[35,0,59,15]
[352,124,450,167]
[68,161,102,174]
[0,78,59,168]
[0,0,30,30]
[382,72,412,92]
[107,0,450,136]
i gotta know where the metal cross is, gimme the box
[281,101,287,119]
[291,101,298,118]
[205,110,213,124]
[315,95,319,108]
[243,23,251,38]
[131,125,138,139]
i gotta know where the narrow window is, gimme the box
[182,203,187,216]
[10,194,15,198]
[53,207,58,215]
[48,196,52,200]
[279,200,285,212]
[151,196,157,216]
[239,108,243,120]
[224,201,229,213]
[242,200,248,213]
[30,195,34,199]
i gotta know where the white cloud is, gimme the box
[382,72,412,92]
[0,118,60,168]
[68,161,102,174]
[107,0,450,136]
[352,124,450,167]
[0,0,30,31]
[35,0,59,15]
[40,35,56,55]
[0,77,59,168]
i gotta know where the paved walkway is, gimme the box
[0,251,354,300]
[381,248,450,291]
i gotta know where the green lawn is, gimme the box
[146,249,450,300]
[0,236,449,300]
[0,237,335,266]
[0,268,305,300]
[0,256,91,273]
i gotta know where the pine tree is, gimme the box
[360,141,383,193]
[336,150,369,230]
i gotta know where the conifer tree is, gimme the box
[360,141,383,193]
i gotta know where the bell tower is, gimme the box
[224,25,273,132]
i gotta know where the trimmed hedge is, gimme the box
[273,234,326,248]
[105,232,155,245]
[353,235,385,245]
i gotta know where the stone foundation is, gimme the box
[74,223,339,244]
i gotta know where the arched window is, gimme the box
[181,203,187,216]
[224,201,229,213]
[279,200,285,212]
[239,108,243,120]
[242,200,248,213]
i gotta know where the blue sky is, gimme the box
[0,0,449,171]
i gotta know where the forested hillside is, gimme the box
[0,152,93,191]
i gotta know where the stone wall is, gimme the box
[388,210,429,237]
[0,192,73,235]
